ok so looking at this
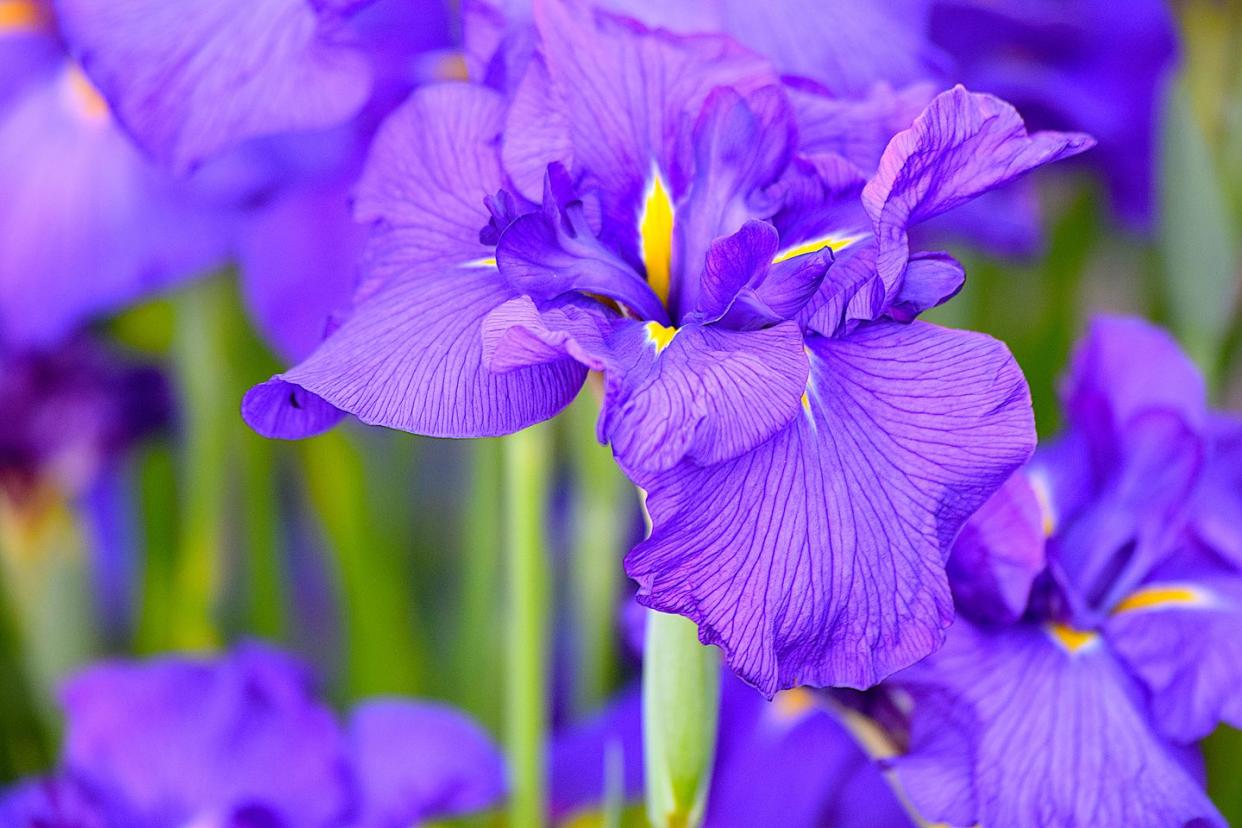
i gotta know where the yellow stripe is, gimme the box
[1114,585,1207,614]
[639,168,674,306]
[773,232,863,263]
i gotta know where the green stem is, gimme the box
[566,391,634,715]
[240,432,283,640]
[455,438,504,732]
[504,423,554,827]
[300,429,424,699]
[170,276,232,650]
[0,499,96,727]
[643,609,720,828]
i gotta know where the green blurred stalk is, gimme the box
[1204,726,1242,826]
[643,609,720,828]
[300,429,424,698]
[240,431,283,639]
[1170,8,1242,819]
[566,391,634,715]
[169,276,232,651]
[135,441,180,653]
[0,558,51,781]
[503,424,554,827]
[0,499,95,734]
[1159,76,1240,386]
[455,438,504,732]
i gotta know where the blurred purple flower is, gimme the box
[887,316,1237,828]
[1,0,457,360]
[0,336,168,501]
[0,0,233,347]
[0,642,506,828]
[550,674,912,827]
[245,0,1091,695]
[929,0,1178,230]
[0,335,169,635]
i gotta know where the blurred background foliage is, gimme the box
[1,0,1241,824]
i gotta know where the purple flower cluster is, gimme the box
[2,0,1231,825]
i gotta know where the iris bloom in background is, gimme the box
[0,0,230,346]
[929,0,1178,229]
[877,317,1242,827]
[245,0,1090,694]
[550,674,911,828]
[0,337,169,636]
[0,643,505,828]
[2,0,456,361]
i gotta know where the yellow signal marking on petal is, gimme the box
[1047,623,1097,654]
[432,52,470,81]
[64,65,109,123]
[644,321,678,353]
[461,256,498,268]
[1027,468,1057,537]
[801,390,812,414]
[639,167,675,306]
[773,231,865,263]
[1114,585,1208,614]
[772,687,817,722]
[0,0,43,33]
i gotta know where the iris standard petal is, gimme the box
[863,85,1094,289]
[502,0,774,273]
[57,0,373,171]
[788,79,933,172]
[627,320,1034,694]
[672,84,795,315]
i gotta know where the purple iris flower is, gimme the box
[0,0,232,347]
[245,0,1091,695]
[0,642,506,828]
[883,317,1239,828]
[928,0,1179,230]
[551,675,911,827]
